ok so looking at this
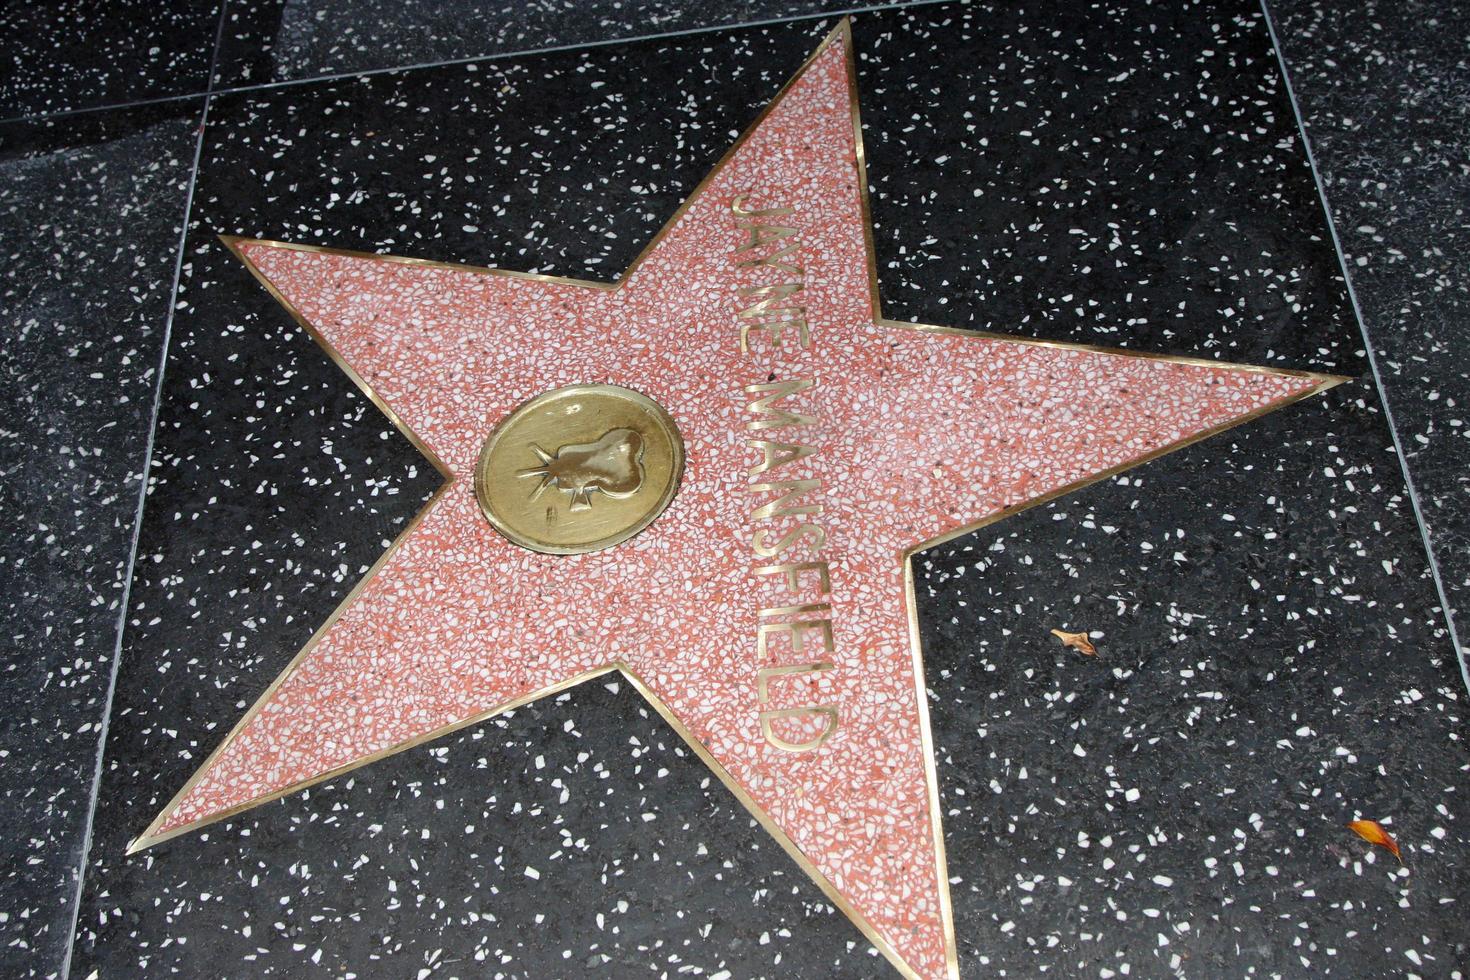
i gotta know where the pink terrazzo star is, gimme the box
[134,21,1341,980]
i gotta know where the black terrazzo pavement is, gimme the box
[1269,0,1470,690]
[211,0,934,89]
[859,1,1348,367]
[0,102,200,976]
[0,0,1466,977]
[0,2,221,119]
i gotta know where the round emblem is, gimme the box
[474,384,685,555]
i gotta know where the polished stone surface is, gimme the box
[921,386,1465,974]
[1269,0,1470,674]
[0,102,199,976]
[859,1,1348,368]
[212,0,924,87]
[0,2,220,118]
[0,0,1465,976]
[65,4,1469,978]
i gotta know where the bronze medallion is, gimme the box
[474,384,685,554]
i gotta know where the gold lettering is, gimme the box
[733,222,798,254]
[760,706,839,753]
[757,618,835,660]
[753,561,831,594]
[737,241,803,276]
[747,439,817,477]
[740,318,809,353]
[731,195,793,218]
[737,281,809,352]
[737,282,805,318]
[752,523,826,558]
[738,281,803,303]
[758,602,831,619]
[749,479,822,520]
[756,661,835,703]
[744,378,816,431]
[732,194,838,750]
[730,197,804,276]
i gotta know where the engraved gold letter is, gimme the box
[756,662,835,703]
[737,241,803,276]
[760,706,839,753]
[753,561,831,595]
[756,618,836,660]
[731,194,795,218]
[744,378,816,431]
[752,523,825,558]
[749,479,822,520]
[737,283,809,351]
[747,439,817,477]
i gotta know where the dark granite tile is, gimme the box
[71,3,1468,977]
[1268,0,1470,679]
[213,0,931,88]
[920,387,1469,974]
[0,1,221,119]
[0,101,200,977]
[860,0,1348,373]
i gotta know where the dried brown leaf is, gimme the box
[1050,628,1097,656]
[1347,819,1402,863]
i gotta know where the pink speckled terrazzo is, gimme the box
[143,28,1327,980]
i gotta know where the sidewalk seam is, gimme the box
[57,1,233,975]
[1260,0,1468,697]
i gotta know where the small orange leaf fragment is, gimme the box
[1050,629,1097,656]
[1347,819,1402,863]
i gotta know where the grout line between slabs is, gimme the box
[203,0,949,98]
[1260,0,1469,699]
[1,0,947,127]
[57,3,233,975]
[0,89,205,128]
